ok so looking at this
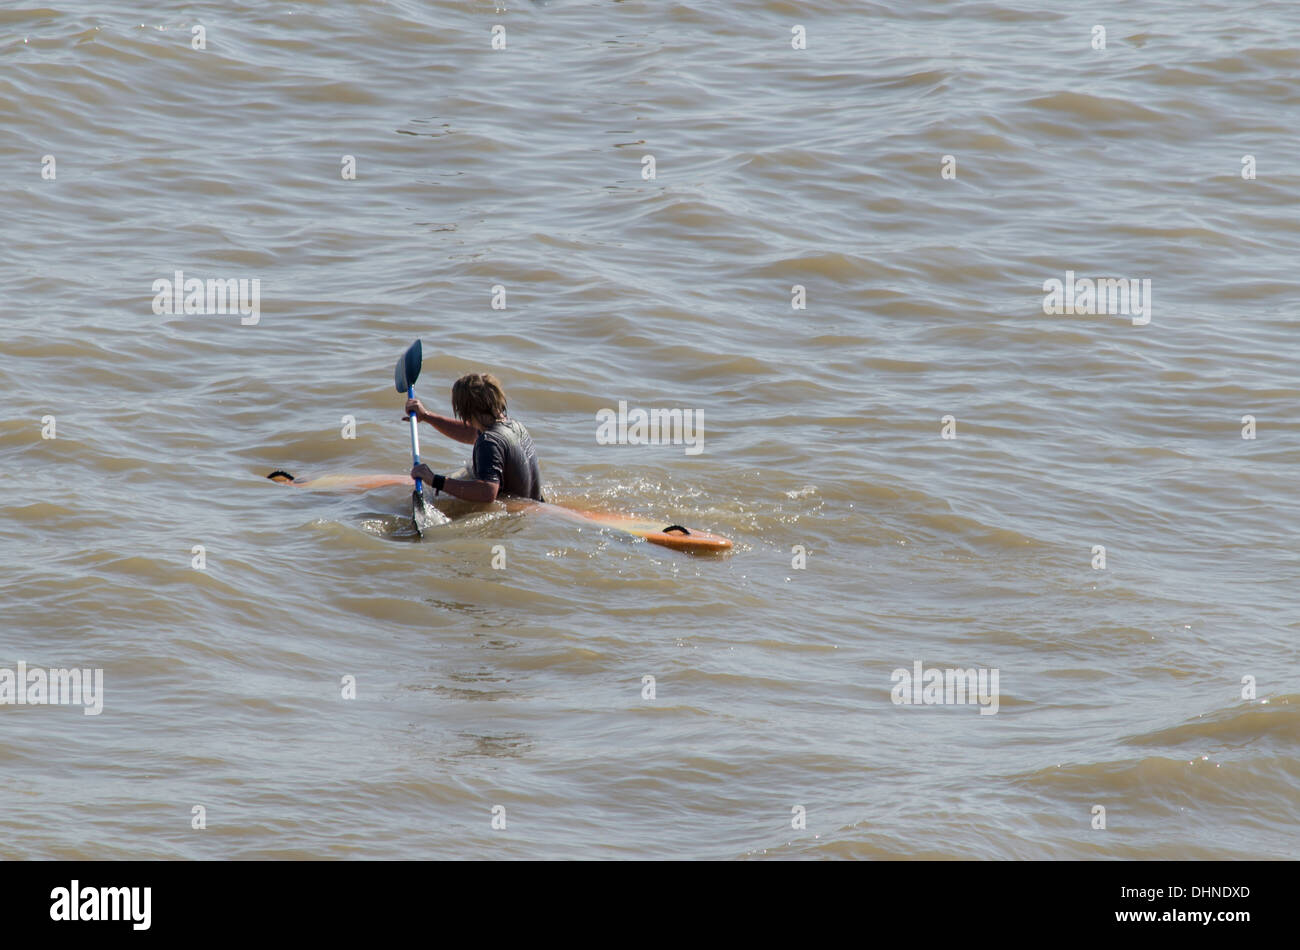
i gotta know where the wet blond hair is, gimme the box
[451,373,507,428]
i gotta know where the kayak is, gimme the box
[266,470,733,554]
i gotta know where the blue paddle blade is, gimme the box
[394,339,422,393]
[411,487,450,537]
[412,488,438,536]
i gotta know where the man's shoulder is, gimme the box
[489,418,531,439]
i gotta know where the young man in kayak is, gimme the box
[405,372,545,503]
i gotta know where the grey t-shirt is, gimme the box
[472,418,544,501]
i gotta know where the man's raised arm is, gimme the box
[405,398,478,444]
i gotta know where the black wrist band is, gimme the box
[431,473,446,493]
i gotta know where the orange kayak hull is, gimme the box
[561,509,733,553]
[269,471,733,554]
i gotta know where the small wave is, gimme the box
[1124,696,1298,748]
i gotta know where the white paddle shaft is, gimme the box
[407,387,423,487]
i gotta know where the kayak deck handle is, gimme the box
[662,525,691,535]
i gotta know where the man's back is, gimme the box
[473,418,544,501]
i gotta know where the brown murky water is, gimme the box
[2,0,1297,858]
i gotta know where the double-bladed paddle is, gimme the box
[394,339,441,536]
